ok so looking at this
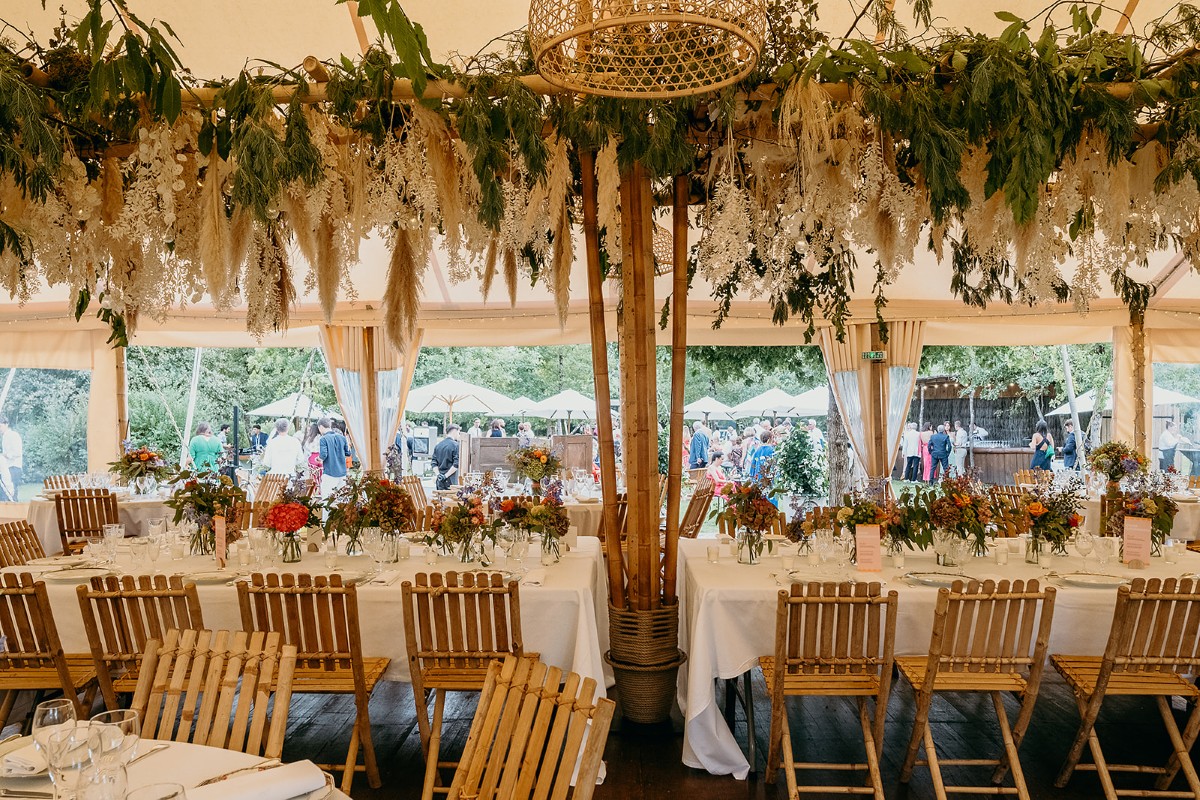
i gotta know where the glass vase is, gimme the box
[281,532,303,563]
[1025,534,1042,565]
[737,530,764,565]
[540,534,561,565]
[190,526,214,556]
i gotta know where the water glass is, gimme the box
[146,518,167,538]
[1164,539,1180,565]
[46,725,101,800]
[1094,536,1116,570]
[706,545,720,563]
[32,698,78,754]
[78,758,127,800]
[169,533,186,561]
[89,709,139,763]
[128,539,150,572]
[324,539,339,570]
[127,784,186,800]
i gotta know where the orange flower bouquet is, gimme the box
[507,445,563,483]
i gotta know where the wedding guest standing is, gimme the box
[433,424,461,489]
[318,417,350,498]
[952,420,969,475]
[0,417,22,500]
[929,424,952,480]
[489,419,505,437]
[902,422,922,481]
[1061,420,1079,470]
[302,422,323,486]
[1030,420,1054,471]
[261,418,303,476]
[920,422,934,481]
[249,424,268,453]
[1158,420,1190,471]
[688,421,710,469]
[188,422,222,471]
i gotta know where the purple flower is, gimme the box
[1121,457,1139,474]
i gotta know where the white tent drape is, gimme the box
[318,325,415,471]
[883,321,925,469]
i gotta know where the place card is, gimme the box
[1123,516,1151,569]
[214,515,227,570]
[855,524,882,572]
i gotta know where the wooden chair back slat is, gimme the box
[43,475,79,491]
[926,580,1055,678]
[131,628,295,759]
[0,520,46,567]
[1101,578,1200,673]
[402,572,523,677]
[678,484,714,539]
[401,476,428,512]
[236,573,361,672]
[447,656,614,800]
[0,573,87,717]
[253,474,288,506]
[76,574,204,709]
[804,506,843,530]
[53,489,120,554]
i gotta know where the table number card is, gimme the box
[855,524,883,572]
[214,515,227,569]
[1123,516,1151,569]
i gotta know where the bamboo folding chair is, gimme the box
[760,581,898,798]
[598,492,629,547]
[402,475,429,512]
[1189,475,1200,491]
[402,571,527,800]
[0,520,45,567]
[42,475,78,491]
[236,573,388,793]
[131,628,296,760]
[446,655,614,800]
[1013,469,1050,488]
[0,573,98,726]
[897,579,1057,800]
[253,473,288,505]
[76,574,204,710]
[805,506,843,530]
[688,467,708,485]
[1052,577,1200,799]
[54,489,120,555]
[666,483,715,539]
[990,486,1031,537]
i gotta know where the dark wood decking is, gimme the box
[275,672,1194,799]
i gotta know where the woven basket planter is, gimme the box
[608,602,678,665]
[604,649,687,724]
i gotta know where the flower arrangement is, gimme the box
[263,501,312,534]
[361,477,418,532]
[717,480,778,564]
[164,470,245,555]
[927,474,994,556]
[507,446,562,482]
[109,445,169,482]
[429,492,494,560]
[1023,478,1085,556]
[1113,472,1178,552]
[885,486,935,551]
[835,493,888,533]
[1089,441,1149,484]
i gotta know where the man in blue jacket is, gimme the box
[318,416,350,498]
[1061,421,1079,469]
[688,421,710,469]
[929,424,952,481]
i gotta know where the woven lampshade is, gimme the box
[528,0,767,99]
[652,223,673,275]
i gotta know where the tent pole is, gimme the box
[579,149,626,608]
[867,324,888,477]
[1059,345,1084,461]
[115,346,128,446]
[0,368,16,416]
[619,161,659,611]
[362,327,381,472]
[1132,310,1148,453]
[180,348,203,465]
[662,173,689,607]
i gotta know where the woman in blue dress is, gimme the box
[1030,419,1054,470]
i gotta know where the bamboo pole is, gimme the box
[868,324,888,477]
[619,162,659,611]
[302,56,331,84]
[115,346,129,448]
[579,149,626,608]
[662,174,689,606]
[180,348,203,465]
[362,326,381,471]
[1131,310,1148,452]
[1059,344,1084,461]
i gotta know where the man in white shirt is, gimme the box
[902,422,922,481]
[805,419,825,453]
[953,420,969,475]
[467,418,483,439]
[0,417,23,501]
[260,418,304,476]
[1158,420,1190,471]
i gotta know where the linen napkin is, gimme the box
[186,760,327,800]
[2,741,48,777]
[523,568,547,587]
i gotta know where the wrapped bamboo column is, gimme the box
[1132,310,1147,452]
[618,162,659,611]
[361,327,381,471]
[579,149,626,607]
[115,346,128,449]
[662,174,689,605]
[867,324,887,477]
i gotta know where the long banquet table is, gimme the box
[675,537,1200,779]
[1079,496,1200,540]
[2,537,612,688]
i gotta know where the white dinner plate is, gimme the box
[904,571,977,588]
[182,570,237,585]
[41,567,112,583]
[0,735,32,760]
[1056,572,1129,588]
[25,555,88,567]
[573,497,600,504]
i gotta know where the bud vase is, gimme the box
[281,532,303,563]
[737,530,764,565]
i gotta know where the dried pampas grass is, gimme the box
[503,246,518,307]
[282,187,318,268]
[552,214,572,327]
[315,215,341,321]
[382,226,424,350]
[596,136,621,258]
[413,105,463,250]
[481,234,498,300]
[198,150,232,307]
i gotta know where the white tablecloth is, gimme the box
[2,537,611,688]
[675,537,1200,779]
[0,740,347,800]
[565,501,603,538]
[27,495,172,555]
[1080,497,1200,540]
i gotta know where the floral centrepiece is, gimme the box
[927,474,994,556]
[507,446,562,483]
[496,483,571,560]
[1089,441,1149,484]
[263,494,320,563]
[164,470,245,555]
[717,480,778,564]
[109,444,169,486]
[430,492,495,562]
[1113,472,1178,555]
[1022,478,1084,557]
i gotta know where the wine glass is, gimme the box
[79,758,128,800]
[146,518,166,538]
[32,698,77,754]
[1074,530,1095,572]
[1094,536,1115,571]
[144,536,162,575]
[46,725,101,800]
[813,529,835,570]
[89,709,139,764]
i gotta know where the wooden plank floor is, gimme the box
[276,672,1197,799]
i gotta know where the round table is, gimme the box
[26,494,172,555]
[0,739,345,800]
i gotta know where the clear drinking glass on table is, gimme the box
[89,709,139,763]
[78,757,128,800]
[1093,536,1115,570]
[813,529,835,570]
[1074,530,1095,571]
[46,725,101,800]
[146,517,166,538]
[32,698,77,754]
[128,539,149,572]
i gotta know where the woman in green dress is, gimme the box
[188,422,223,471]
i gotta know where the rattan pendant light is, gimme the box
[528,0,767,99]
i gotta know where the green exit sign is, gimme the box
[862,350,887,362]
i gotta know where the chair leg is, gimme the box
[413,686,434,762]
[340,721,360,795]
[780,700,798,800]
[354,692,381,789]
[0,691,16,730]
[421,690,446,800]
[991,691,1030,800]
[1156,697,1200,791]
[1056,691,1101,790]
[1155,695,1200,798]
[764,694,782,785]
[858,697,884,800]
[922,720,949,800]
[900,688,933,782]
[743,671,757,774]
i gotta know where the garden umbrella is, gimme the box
[405,378,515,423]
[683,396,735,421]
[790,387,831,417]
[246,392,334,420]
[730,388,805,419]
[1047,386,1200,415]
[528,389,596,420]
